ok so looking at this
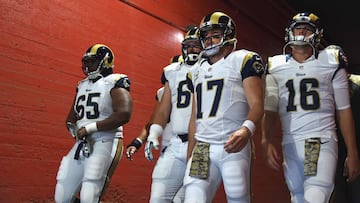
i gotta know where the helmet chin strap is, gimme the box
[283,41,316,56]
[202,38,237,57]
[185,54,199,65]
[283,33,316,55]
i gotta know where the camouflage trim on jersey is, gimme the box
[304,138,320,176]
[189,142,210,179]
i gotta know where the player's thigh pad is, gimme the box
[183,144,223,203]
[304,138,337,203]
[152,147,182,179]
[84,141,113,181]
[55,154,83,202]
[222,141,251,202]
[283,141,306,196]
[56,145,82,181]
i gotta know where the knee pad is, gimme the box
[184,186,208,203]
[172,186,185,203]
[304,187,326,203]
[80,181,101,203]
[54,183,77,203]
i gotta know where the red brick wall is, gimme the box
[0,0,293,202]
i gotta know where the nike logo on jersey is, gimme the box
[296,73,306,77]
[204,75,213,79]
[85,89,92,92]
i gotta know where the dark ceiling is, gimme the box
[288,0,360,74]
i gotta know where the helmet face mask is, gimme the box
[284,12,323,52]
[200,29,225,57]
[182,27,202,65]
[82,44,114,79]
[199,11,237,57]
[82,55,101,77]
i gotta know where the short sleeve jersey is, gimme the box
[161,62,193,135]
[187,49,264,144]
[265,46,349,144]
[75,74,130,140]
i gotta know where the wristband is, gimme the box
[241,120,256,136]
[127,138,143,150]
[148,124,163,139]
[85,122,98,134]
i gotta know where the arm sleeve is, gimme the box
[264,74,279,112]
[333,68,350,110]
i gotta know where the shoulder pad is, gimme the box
[324,45,348,68]
[325,45,343,51]
[162,62,181,84]
[112,74,131,91]
[349,74,360,86]
[267,55,286,72]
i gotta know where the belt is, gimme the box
[74,140,90,160]
[178,134,188,142]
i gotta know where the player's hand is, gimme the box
[126,138,143,160]
[224,127,249,153]
[261,141,281,171]
[126,146,137,160]
[77,127,87,140]
[144,124,163,161]
[144,135,159,161]
[344,155,360,182]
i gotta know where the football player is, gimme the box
[125,54,184,160]
[54,44,132,203]
[144,26,202,202]
[261,12,360,203]
[184,11,265,203]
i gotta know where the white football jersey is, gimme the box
[187,49,264,144]
[265,45,350,144]
[161,62,193,136]
[75,74,130,140]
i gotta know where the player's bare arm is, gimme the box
[261,110,282,171]
[66,96,78,124]
[126,126,147,160]
[337,108,360,182]
[187,94,197,161]
[225,76,264,153]
[126,97,163,160]
[145,83,172,161]
[151,82,172,128]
